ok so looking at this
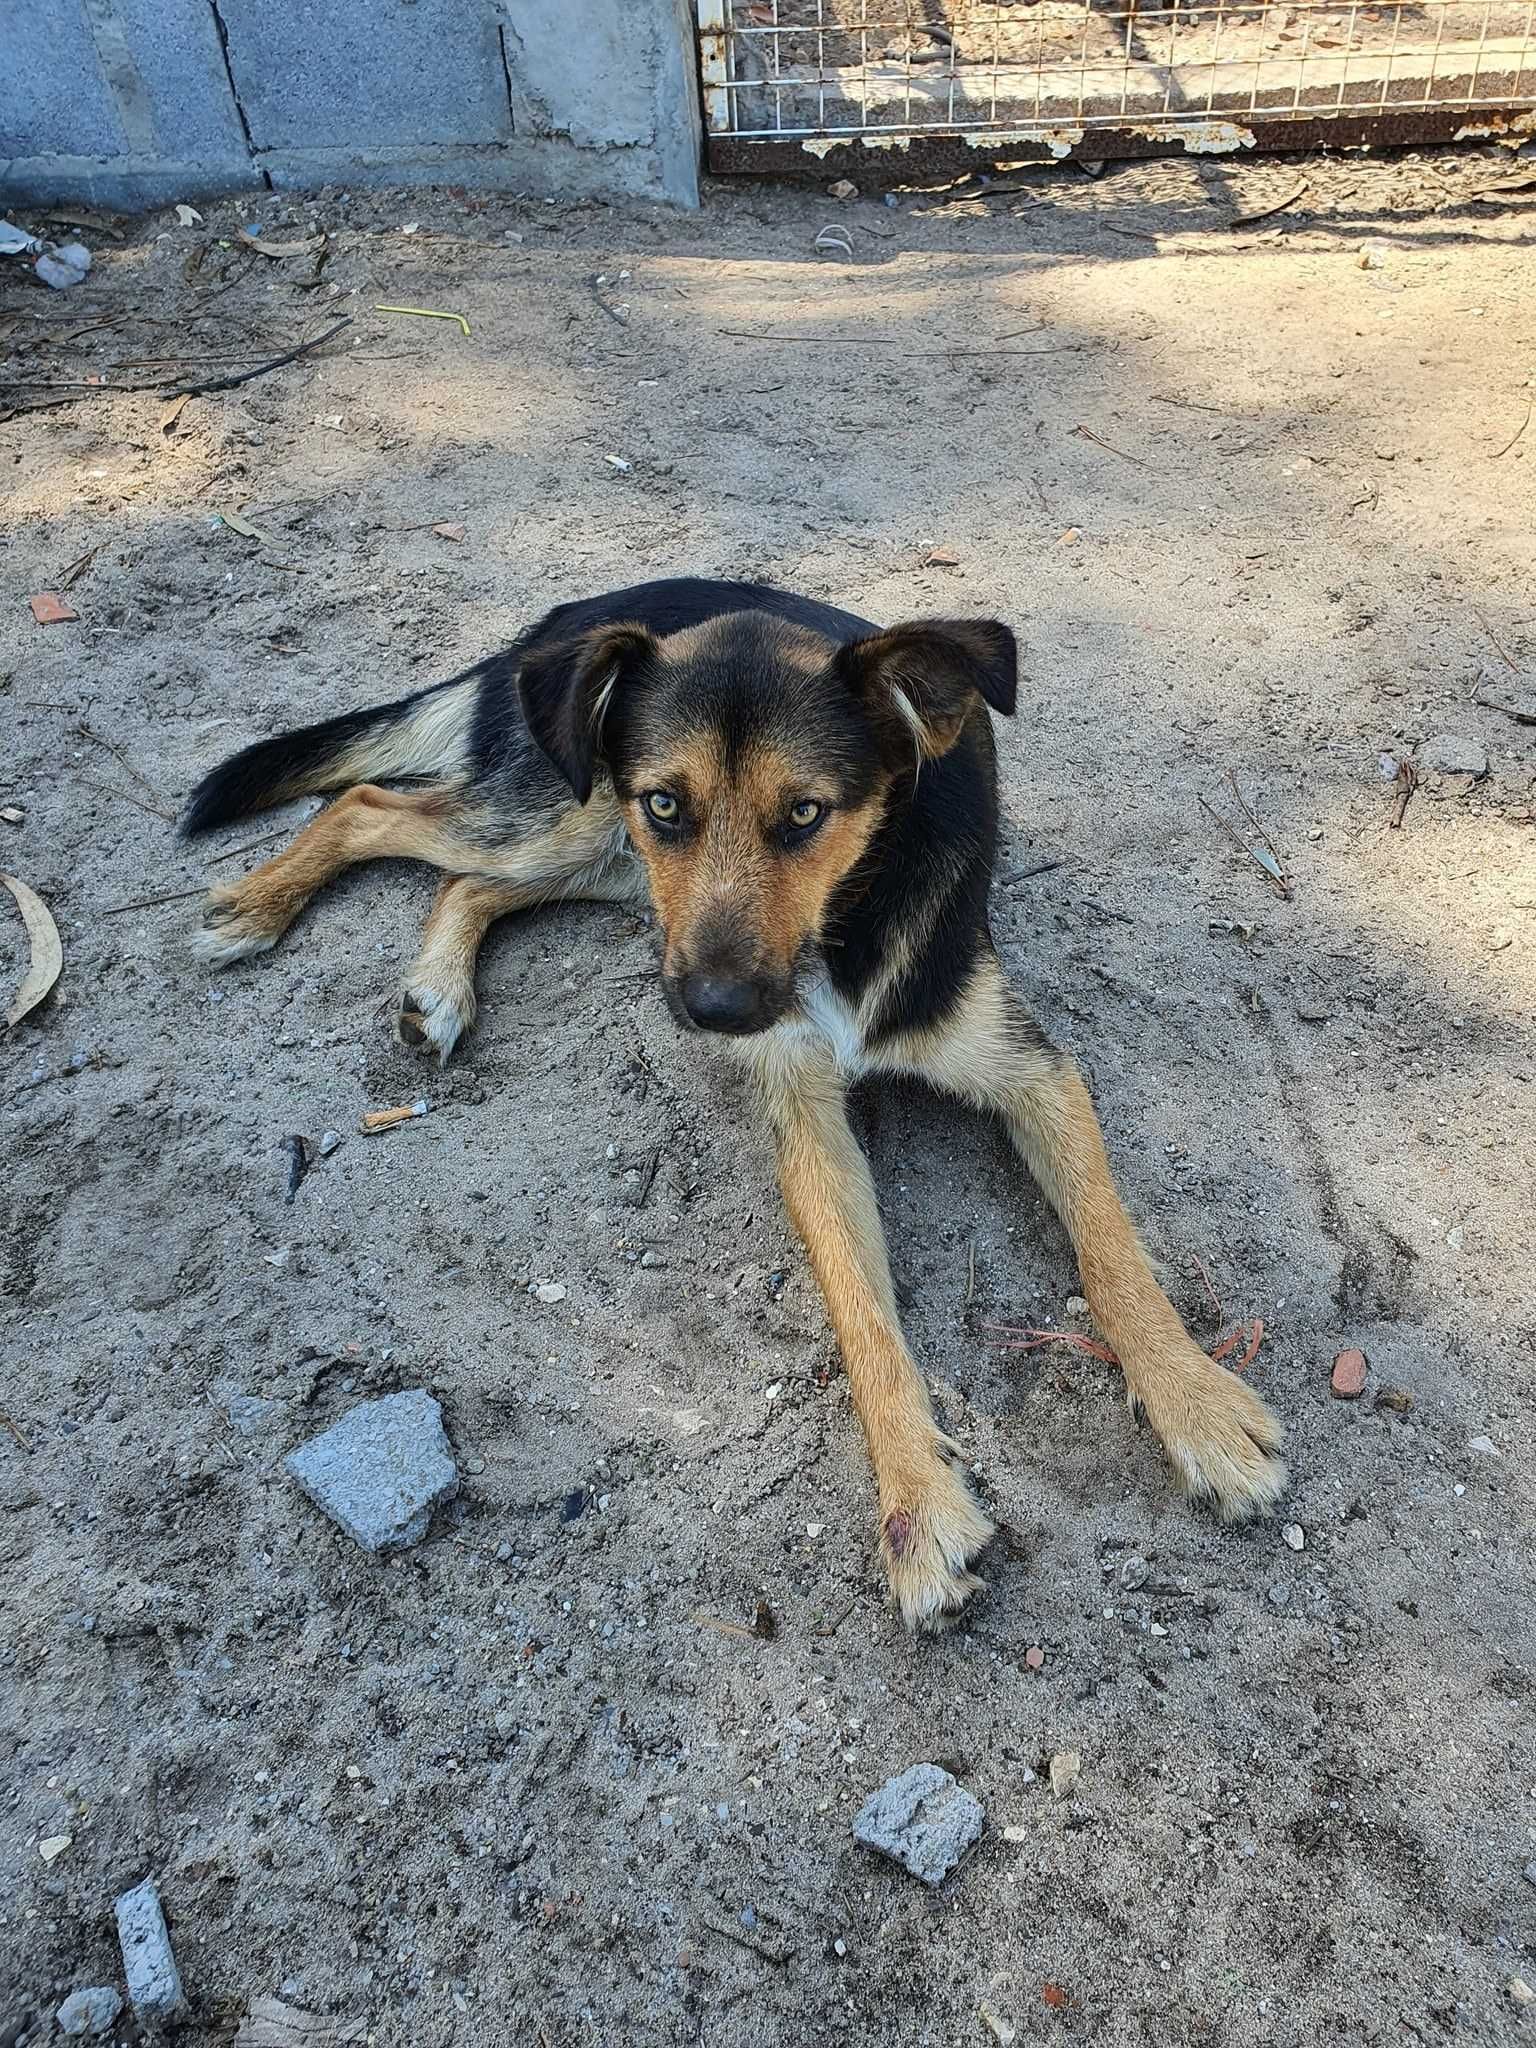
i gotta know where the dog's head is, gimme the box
[519,607,1016,1036]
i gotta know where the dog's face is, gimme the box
[519,609,1015,1035]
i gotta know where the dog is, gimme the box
[182,577,1286,1629]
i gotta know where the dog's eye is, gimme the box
[644,791,680,824]
[787,799,824,832]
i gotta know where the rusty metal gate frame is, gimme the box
[695,0,1536,171]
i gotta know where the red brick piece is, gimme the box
[1331,1348,1368,1399]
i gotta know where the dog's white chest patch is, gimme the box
[799,975,865,1076]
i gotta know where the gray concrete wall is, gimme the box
[0,0,702,210]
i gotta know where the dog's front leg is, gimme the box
[918,957,1287,1518]
[754,1042,995,1630]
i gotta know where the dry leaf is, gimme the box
[239,228,327,260]
[1042,1983,1074,2009]
[29,592,78,625]
[431,521,466,543]
[220,510,279,548]
[1048,1750,1080,1800]
[2,873,63,1027]
[160,393,192,436]
[235,1997,367,2047]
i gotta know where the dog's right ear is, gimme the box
[517,622,656,804]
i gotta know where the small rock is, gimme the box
[228,1394,285,1438]
[56,1988,123,2037]
[318,1129,342,1156]
[1524,1858,1536,1886]
[1330,1348,1368,1400]
[1066,1294,1088,1315]
[1002,1824,1029,1842]
[1024,1645,1045,1671]
[39,1833,72,1862]
[1510,1979,1535,2005]
[1468,1435,1499,1456]
[1268,1580,1292,1608]
[1282,1523,1305,1552]
[1375,1386,1414,1415]
[980,2005,1018,2046]
[1357,238,1389,269]
[852,1763,984,1885]
[828,178,859,200]
[534,1281,567,1304]
[1424,733,1488,777]
[639,1250,666,1269]
[284,1390,459,1552]
[1118,1553,1148,1591]
[1049,1750,1080,1800]
[115,1878,187,2020]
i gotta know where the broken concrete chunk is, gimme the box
[285,1390,458,1551]
[852,1763,983,1885]
[115,1878,187,2020]
[57,1987,124,2037]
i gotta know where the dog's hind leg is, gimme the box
[907,953,1287,1522]
[191,784,487,966]
[398,846,644,1063]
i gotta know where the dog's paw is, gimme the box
[189,889,282,967]
[880,1455,996,1633]
[395,977,474,1064]
[1138,1348,1287,1521]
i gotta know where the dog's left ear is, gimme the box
[517,622,657,803]
[840,618,1017,762]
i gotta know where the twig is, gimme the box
[718,329,1096,358]
[1073,423,1150,467]
[1198,797,1291,899]
[169,318,353,398]
[1490,402,1533,461]
[1225,770,1286,871]
[965,1240,976,1306]
[811,1599,856,1639]
[77,774,176,823]
[0,1411,31,1452]
[206,828,289,865]
[58,548,99,591]
[631,1143,664,1210]
[1229,177,1310,228]
[1190,1251,1225,1324]
[102,884,207,916]
[998,858,1064,885]
[1473,609,1520,672]
[1389,759,1418,830]
[77,720,167,807]
[1151,393,1249,416]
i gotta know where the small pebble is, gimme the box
[639,1250,666,1269]
[1523,1859,1536,1886]
[1330,1348,1368,1399]
[1049,1751,1080,1800]
[1509,1979,1534,2005]
[828,177,859,199]
[1066,1294,1088,1315]
[318,1129,342,1156]
[1118,1554,1148,1591]
[1282,1523,1305,1552]
[1268,1581,1292,1609]
[535,1281,567,1304]
[1024,1645,1045,1670]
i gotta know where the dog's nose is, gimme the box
[681,974,764,1034]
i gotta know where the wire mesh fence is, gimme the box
[696,0,1536,165]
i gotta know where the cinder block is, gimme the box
[217,0,514,151]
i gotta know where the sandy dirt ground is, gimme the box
[3,149,1535,2047]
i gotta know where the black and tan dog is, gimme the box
[183,577,1286,1628]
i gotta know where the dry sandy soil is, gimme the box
[3,149,1535,2047]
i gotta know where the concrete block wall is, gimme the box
[1,0,702,209]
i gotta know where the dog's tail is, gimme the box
[179,670,480,836]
